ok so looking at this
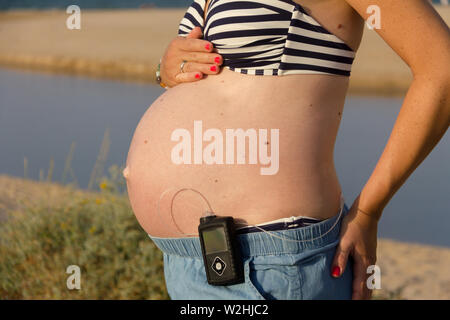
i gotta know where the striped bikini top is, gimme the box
[178,0,355,76]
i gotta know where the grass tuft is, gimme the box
[0,186,169,300]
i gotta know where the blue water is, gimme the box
[0,67,449,247]
[0,0,447,10]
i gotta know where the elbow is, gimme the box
[412,66,450,86]
[410,42,450,83]
[411,49,450,86]
[411,57,450,97]
[411,65,450,127]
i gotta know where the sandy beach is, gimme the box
[0,6,449,94]
[1,174,449,300]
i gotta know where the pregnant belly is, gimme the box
[125,70,347,237]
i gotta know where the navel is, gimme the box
[123,166,130,179]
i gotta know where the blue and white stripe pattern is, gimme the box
[178,0,356,76]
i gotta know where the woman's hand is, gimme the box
[160,27,223,88]
[331,196,379,300]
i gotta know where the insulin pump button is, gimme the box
[212,257,226,276]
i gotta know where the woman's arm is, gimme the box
[349,0,450,218]
[332,0,450,300]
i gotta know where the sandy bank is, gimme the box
[1,174,449,300]
[0,9,184,83]
[0,7,449,94]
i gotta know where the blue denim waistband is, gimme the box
[149,203,349,259]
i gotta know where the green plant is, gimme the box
[0,191,169,299]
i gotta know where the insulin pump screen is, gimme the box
[203,227,227,254]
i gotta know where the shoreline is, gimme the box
[1,7,449,95]
[0,53,158,84]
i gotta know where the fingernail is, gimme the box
[205,43,211,51]
[210,65,217,72]
[195,73,201,79]
[332,266,341,277]
[214,57,221,64]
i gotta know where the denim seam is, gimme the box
[298,264,305,300]
[291,254,303,300]
[244,259,266,300]
[162,252,203,259]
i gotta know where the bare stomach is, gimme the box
[125,68,349,238]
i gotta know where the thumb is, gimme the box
[186,26,203,39]
[331,242,351,278]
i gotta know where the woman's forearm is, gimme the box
[357,72,450,220]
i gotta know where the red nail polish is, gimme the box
[332,266,341,277]
[195,73,201,79]
[210,65,217,72]
[214,57,221,64]
[205,43,211,50]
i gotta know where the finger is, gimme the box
[186,26,203,39]
[174,71,203,83]
[182,52,223,65]
[178,36,214,53]
[331,242,351,278]
[182,61,221,75]
[352,255,371,300]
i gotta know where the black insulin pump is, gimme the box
[198,214,244,286]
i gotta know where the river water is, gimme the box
[0,68,449,246]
